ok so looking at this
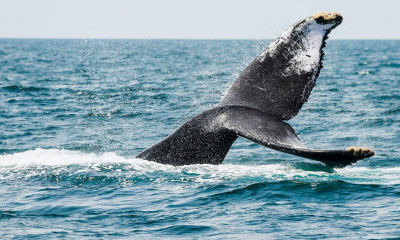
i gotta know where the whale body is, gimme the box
[136,12,374,168]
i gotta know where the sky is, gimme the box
[0,0,399,39]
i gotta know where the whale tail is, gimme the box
[137,12,375,168]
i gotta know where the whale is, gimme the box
[136,12,374,168]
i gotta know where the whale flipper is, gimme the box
[136,12,375,168]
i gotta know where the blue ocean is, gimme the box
[0,39,399,239]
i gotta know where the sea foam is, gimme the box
[1,148,399,185]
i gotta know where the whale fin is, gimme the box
[219,14,343,120]
[223,107,374,168]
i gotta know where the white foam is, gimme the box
[0,149,399,185]
[0,148,131,167]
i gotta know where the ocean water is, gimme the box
[0,39,399,239]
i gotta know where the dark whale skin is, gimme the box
[136,13,374,168]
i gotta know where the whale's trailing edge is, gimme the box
[136,12,375,168]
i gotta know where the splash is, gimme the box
[0,149,399,185]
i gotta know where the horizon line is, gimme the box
[1,37,400,41]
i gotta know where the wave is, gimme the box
[1,85,50,93]
[0,149,399,186]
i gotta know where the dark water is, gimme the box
[0,39,399,239]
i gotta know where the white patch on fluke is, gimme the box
[286,22,334,76]
[258,18,335,102]
[260,19,334,76]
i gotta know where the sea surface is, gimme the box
[0,39,399,239]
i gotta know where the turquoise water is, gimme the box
[0,39,399,239]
